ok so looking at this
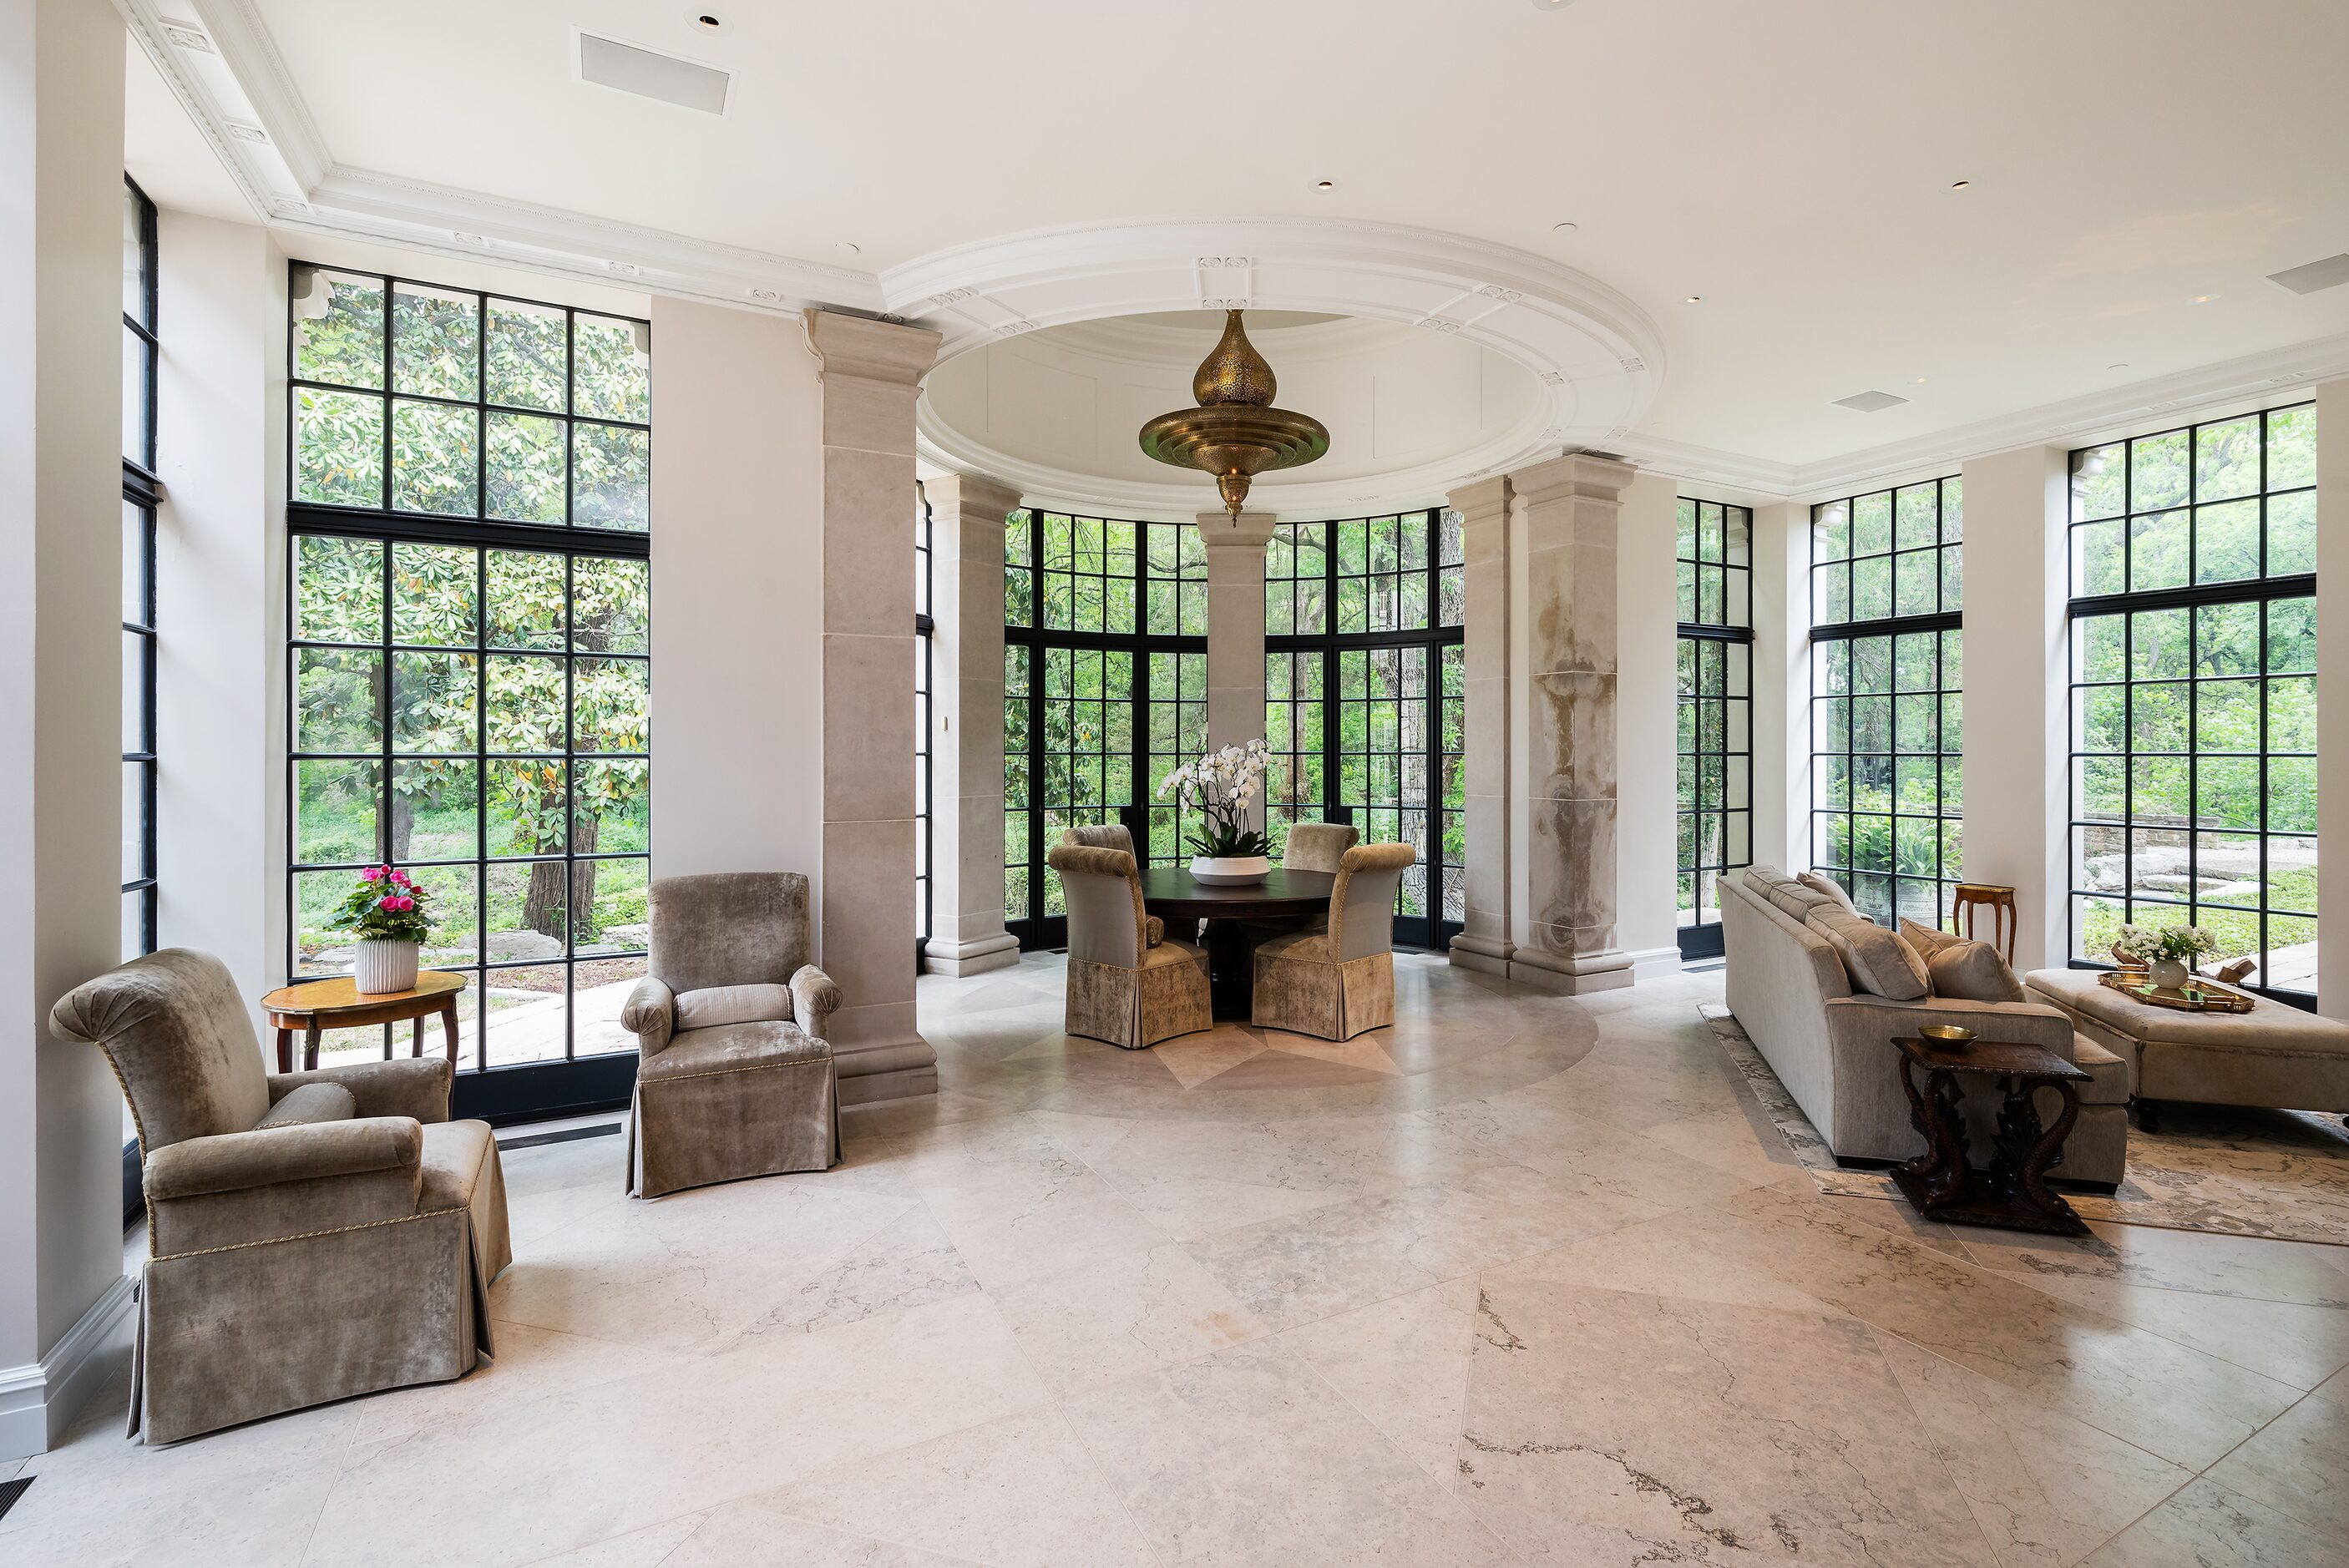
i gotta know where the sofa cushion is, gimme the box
[251,1081,357,1130]
[1807,908,1931,1000]
[2072,1037,2131,1106]
[643,1019,829,1082]
[1744,865,1843,924]
[1798,872,1860,916]
[674,983,792,1031]
[1901,919,2026,1002]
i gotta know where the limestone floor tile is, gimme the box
[1697,1185,2303,1470]
[1189,1161,1664,1332]
[1502,1052,1743,1137]
[1871,1329,2190,1568]
[2205,1376,2349,1535]
[1991,1274,2349,1391]
[717,1203,981,1345]
[1059,1338,1517,1566]
[1277,1276,1481,1491]
[516,1511,709,1567]
[1636,1105,1803,1186]
[1455,1278,1995,1567]
[1416,1092,1762,1211]
[1960,1220,2349,1308]
[298,1295,1049,1568]
[899,1116,1170,1291]
[0,1369,358,1568]
[489,1177,921,1353]
[2077,1477,2335,1567]
[752,1405,1157,1568]
[990,1241,1268,1398]
[1816,1193,1976,1258]
[350,1320,690,1451]
[661,1502,974,1567]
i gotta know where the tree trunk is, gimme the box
[524,859,566,942]
[389,790,414,864]
[570,817,601,942]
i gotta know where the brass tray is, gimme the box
[2096,968,2256,1014]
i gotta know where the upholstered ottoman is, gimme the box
[2025,969,2349,1129]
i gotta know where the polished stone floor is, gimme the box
[7,954,2346,1565]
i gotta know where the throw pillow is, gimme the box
[1926,940,2028,1002]
[1898,918,1961,957]
[674,983,793,1031]
[1805,908,1931,1000]
[1798,871,1860,917]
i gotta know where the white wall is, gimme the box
[154,212,285,1016]
[0,0,134,1458]
[1959,445,2068,971]
[1616,472,1680,971]
[1748,501,1805,873]
[646,300,826,890]
[2318,377,2347,1019]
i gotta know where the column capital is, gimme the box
[1445,476,1511,528]
[1195,509,1279,552]
[1509,452,1637,508]
[800,309,942,387]
[925,472,1023,524]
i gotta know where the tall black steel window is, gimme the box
[121,175,159,960]
[1675,498,1751,959]
[285,264,651,1119]
[914,482,934,956]
[1263,509,1464,950]
[1003,509,1207,948]
[1810,478,1964,927]
[2066,405,2317,1001]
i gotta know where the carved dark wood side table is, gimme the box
[1890,1035,2092,1237]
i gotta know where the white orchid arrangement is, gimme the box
[1157,739,1274,860]
[2111,923,2219,967]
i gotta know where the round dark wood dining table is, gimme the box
[1136,865,1336,1018]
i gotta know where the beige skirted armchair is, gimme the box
[48,948,511,1445]
[619,872,842,1198]
[1251,842,1419,1040]
[1050,841,1213,1050]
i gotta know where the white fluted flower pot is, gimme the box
[1190,855,1270,888]
[2149,958,2191,991]
[354,939,421,995]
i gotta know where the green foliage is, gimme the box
[324,866,434,943]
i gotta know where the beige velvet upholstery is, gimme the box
[622,872,841,1197]
[1280,822,1359,873]
[48,948,510,1444]
[1060,822,1137,857]
[1723,870,2126,1182]
[1901,919,2028,1002]
[1805,906,1931,999]
[2025,967,2349,1114]
[1251,842,1416,1040]
[1050,842,1212,1049]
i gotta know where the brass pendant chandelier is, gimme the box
[1139,310,1330,518]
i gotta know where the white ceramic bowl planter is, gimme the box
[1189,855,1271,888]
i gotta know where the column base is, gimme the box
[1628,946,1685,982]
[923,932,1021,976]
[1448,932,1515,978]
[1506,947,1636,994]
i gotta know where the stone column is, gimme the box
[802,310,943,1100]
[924,473,1023,976]
[1507,454,1635,993]
[1446,478,1514,976]
[1201,509,1278,820]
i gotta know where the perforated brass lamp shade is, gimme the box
[1139,310,1329,516]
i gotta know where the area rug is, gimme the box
[1702,1004,2349,1247]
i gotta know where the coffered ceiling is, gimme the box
[122,0,2349,493]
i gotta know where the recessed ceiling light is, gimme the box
[1950,180,1971,190]
[1915,377,1926,384]
[2195,294,2214,303]
[693,12,722,27]
[1314,180,1336,191]
[1552,220,1579,233]
[836,241,861,255]
[1683,296,1701,304]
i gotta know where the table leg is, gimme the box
[304,1019,321,1071]
[1893,1060,1972,1214]
[276,1026,293,1074]
[1200,919,1252,1020]
[439,999,460,1067]
[1991,1077,2083,1228]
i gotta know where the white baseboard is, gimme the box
[1628,946,1685,982]
[0,1272,136,1461]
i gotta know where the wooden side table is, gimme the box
[1951,883,2017,963]
[1891,1035,2091,1237]
[261,972,468,1073]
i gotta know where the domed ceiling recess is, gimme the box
[921,311,1553,520]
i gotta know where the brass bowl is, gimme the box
[1918,1024,1977,1044]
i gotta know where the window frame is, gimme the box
[283,263,654,1123]
[1675,498,1753,959]
[914,482,934,958]
[2063,403,2318,1007]
[121,176,161,961]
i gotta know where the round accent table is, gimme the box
[261,971,468,1073]
[1136,865,1336,1018]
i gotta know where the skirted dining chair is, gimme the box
[48,948,511,1444]
[1250,842,1420,1040]
[619,872,843,1197]
[1279,821,1359,873]
[1060,822,1136,857]
[1049,841,1213,1050]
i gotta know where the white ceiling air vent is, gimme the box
[575,33,732,115]
[1832,389,1909,413]
[2267,253,2349,296]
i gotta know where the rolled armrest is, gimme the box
[269,1056,452,1123]
[789,964,842,1041]
[621,975,676,1056]
[1823,995,2075,1057]
[144,1117,422,1201]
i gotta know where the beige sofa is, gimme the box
[2025,968,2349,1130]
[1722,868,2128,1184]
